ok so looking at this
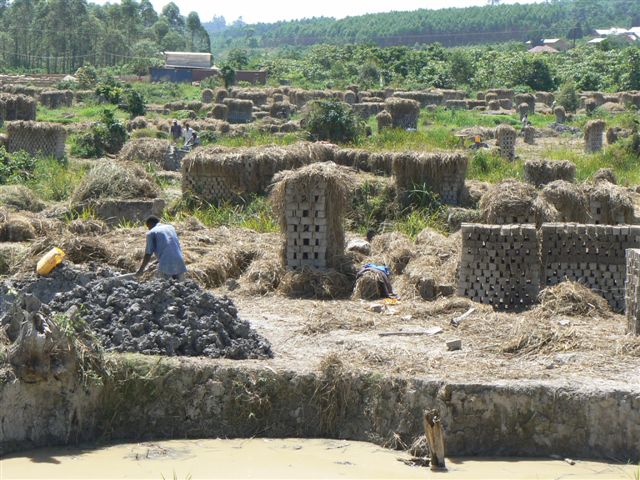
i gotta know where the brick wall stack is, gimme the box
[585,120,605,153]
[182,172,235,203]
[457,224,540,310]
[285,183,329,271]
[496,125,517,160]
[541,224,640,311]
[625,249,640,334]
[0,94,36,125]
[5,121,66,159]
[222,98,253,124]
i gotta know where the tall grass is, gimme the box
[166,196,278,233]
[467,150,523,182]
[37,104,128,124]
[23,157,88,202]
[216,130,302,148]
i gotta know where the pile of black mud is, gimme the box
[2,263,272,359]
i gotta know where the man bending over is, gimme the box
[137,216,187,281]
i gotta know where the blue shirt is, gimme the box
[145,223,187,276]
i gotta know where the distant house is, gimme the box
[590,27,640,45]
[542,38,569,51]
[150,51,219,83]
[528,45,559,54]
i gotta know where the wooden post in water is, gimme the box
[423,409,446,471]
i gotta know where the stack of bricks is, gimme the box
[584,120,605,153]
[587,195,627,225]
[541,224,640,311]
[496,125,517,160]
[182,173,235,203]
[522,126,535,144]
[284,184,329,271]
[457,224,540,310]
[625,249,640,334]
[39,90,73,109]
[0,93,36,125]
[5,121,66,159]
[438,170,467,205]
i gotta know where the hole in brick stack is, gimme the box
[303,239,309,246]
[315,239,319,246]
[315,225,320,232]
[314,252,319,259]
[302,210,309,217]
[302,253,308,260]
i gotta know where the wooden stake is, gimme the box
[423,409,446,471]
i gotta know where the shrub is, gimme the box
[95,78,124,104]
[123,89,146,118]
[75,65,98,89]
[556,81,579,113]
[305,100,363,143]
[0,147,37,184]
[70,109,128,158]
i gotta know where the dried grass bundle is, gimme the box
[536,281,611,318]
[278,268,353,299]
[71,161,160,204]
[592,168,617,185]
[118,138,173,168]
[384,98,420,129]
[479,179,556,225]
[583,181,634,224]
[541,180,589,222]
[370,232,416,274]
[0,93,37,121]
[0,212,36,241]
[0,185,45,212]
[523,159,576,187]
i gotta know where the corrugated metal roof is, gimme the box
[164,52,212,69]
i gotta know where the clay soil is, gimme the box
[213,287,640,387]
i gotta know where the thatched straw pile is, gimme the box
[0,208,36,242]
[71,161,160,204]
[271,161,354,271]
[384,98,420,129]
[536,281,611,318]
[583,181,634,225]
[5,121,66,159]
[540,180,589,223]
[223,98,254,124]
[126,116,148,131]
[214,88,228,103]
[0,185,45,212]
[352,270,384,299]
[514,93,535,113]
[278,268,354,299]
[39,89,73,109]
[554,106,566,123]
[376,110,392,133]
[233,89,268,106]
[535,92,554,106]
[0,93,37,122]
[343,91,357,104]
[182,142,336,200]
[119,138,173,170]
[209,103,228,121]
[269,101,293,119]
[370,232,416,275]
[201,89,214,103]
[392,152,468,206]
[460,179,491,208]
[479,180,556,225]
[593,168,617,184]
[523,159,576,187]
[393,91,443,107]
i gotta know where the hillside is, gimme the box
[205,0,640,48]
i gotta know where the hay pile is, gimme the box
[272,161,354,272]
[118,138,173,169]
[536,281,611,318]
[71,161,160,204]
[233,89,268,106]
[593,168,617,184]
[0,209,36,242]
[514,93,535,113]
[0,185,45,212]
[584,181,634,224]
[39,90,73,109]
[392,152,467,205]
[523,160,576,187]
[393,91,443,107]
[352,270,384,300]
[0,93,37,121]
[209,103,228,121]
[182,142,336,199]
[384,98,420,129]
[201,88,214,103]
[460,180,490,208]
[370,232,416,275]
[541,180,589,222]
[214,88,228,103]
[126,116,148,131]
[223,98,254,123]
[278,268,354,299]
[479,180,556,225]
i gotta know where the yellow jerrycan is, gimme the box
[36,247,65,276]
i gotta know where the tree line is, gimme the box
[0,0,210,74]
[205,0,640,49]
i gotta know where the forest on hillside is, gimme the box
[205,0,640,49]
[0,0,209,73]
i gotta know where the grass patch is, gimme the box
[216,131,302,148]
[395,208,447,238]
[16,157,87,202]
[358,126,458,151]
[168,196,278,233]
[37,104,128,124]
[131,82,201,104]
[467,149,523,182]
[422,107,518,129]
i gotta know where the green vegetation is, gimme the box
[0,148,36,184]
[70,109,128,158]
[26,158,88,202]
[305,100,364,143]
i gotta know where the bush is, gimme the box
[95,78,124,104]
[75,65,98,89]
[556,81,579,113]
[305,100,363,143]
[123,89,146,118]
[70,109,128,158]
[0,147,37,184]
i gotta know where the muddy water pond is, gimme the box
[1,438,635,479]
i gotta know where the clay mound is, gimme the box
[48,273,272,359]
[536,281,611,318]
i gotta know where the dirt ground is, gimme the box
[215,290,640,387]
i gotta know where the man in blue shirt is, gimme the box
[136,216,187,281]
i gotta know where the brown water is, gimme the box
[1,438,635,480]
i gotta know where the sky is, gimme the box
[95,0,544,25]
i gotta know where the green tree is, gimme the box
[305,100,363,143]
